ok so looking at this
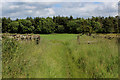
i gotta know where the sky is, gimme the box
[0,0,119,19]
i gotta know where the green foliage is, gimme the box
[2,37,19,61]
[2,16,120,34]
[55,25,65,33]
[2,17,12,33]
[8,21,19,33]
[34,17,56,34]
[18,19,35,33]
[67,20,80,33]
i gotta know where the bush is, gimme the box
[2,37,19,61]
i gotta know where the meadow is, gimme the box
[2,34,119,78]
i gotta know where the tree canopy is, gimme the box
[1,16,119,34]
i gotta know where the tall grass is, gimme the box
[2,34,118,78]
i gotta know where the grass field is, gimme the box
[2,34,118,78]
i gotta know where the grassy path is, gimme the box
[2,34,118,78]
[21,39,71,78]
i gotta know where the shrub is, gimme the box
[2,37,19,61]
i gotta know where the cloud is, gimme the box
[25,5,36,9]
[9,5,19,9]
[53,2,118,18]
[1,0,118,2]
[27,10,33,13]
[0,2,2,18]
[1,2,118,19]
[45,8,55,15]
[2,2,57,19]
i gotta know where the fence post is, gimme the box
[77,35,80,45]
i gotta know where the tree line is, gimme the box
[2,16,120,34]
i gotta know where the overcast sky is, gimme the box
[1,0,119,19]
